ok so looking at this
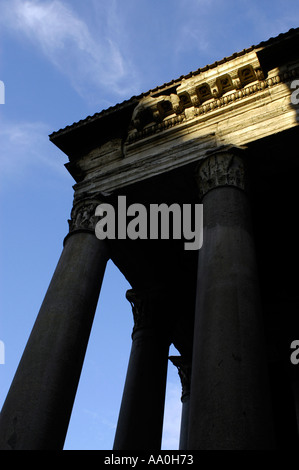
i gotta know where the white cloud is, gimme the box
[0,0,139,101]
[0,116,68,183]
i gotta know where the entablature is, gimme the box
[49,28,299,197]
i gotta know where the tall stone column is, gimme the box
[169,356,191,450]
[188,146,275,449]
[0,197,109,450]
[113,288,170,450]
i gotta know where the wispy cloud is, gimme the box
[0,0,140,102]
[0,116,68,185]
[173,0,215,60]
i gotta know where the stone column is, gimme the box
[0,197,109,450]
[113,288,170,450]
[169,356,191,450]
[188,146,275,450]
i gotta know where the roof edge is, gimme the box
[49,26,299,141]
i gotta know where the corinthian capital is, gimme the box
[126,287,172,340]
[169,356,192,402]
[196,145,247,199]
[126,289,146,333]
[68,196,103,234]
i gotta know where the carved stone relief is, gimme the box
[68,198,102,233]
[196,146,246,198]
[169,356,192,402]
[126,61,299,146]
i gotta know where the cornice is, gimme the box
[49,27,299,144]
[125,65,299,146]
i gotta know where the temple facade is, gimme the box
[1,28,299,450]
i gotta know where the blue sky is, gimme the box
[0,0,299,451]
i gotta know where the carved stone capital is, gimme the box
[169,356,192,402]
[126,289,146,333]
[196,145,247,199]
[126,287,171,340]
[68,196,103,234]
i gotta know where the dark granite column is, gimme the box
[169,356,191,450]
[0,197,109,450]
[188,146,275,450]
[113,288,170,450]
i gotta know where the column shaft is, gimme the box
[169,356,191,450]
[113,289,170,450]
[188,148,274,449]
[113,331,169,449]
[179,398,190,450]
[0,232,109,450]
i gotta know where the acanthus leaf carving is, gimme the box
[169,355,192,402]
[196,146,246,198]
[68,196,103,233]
